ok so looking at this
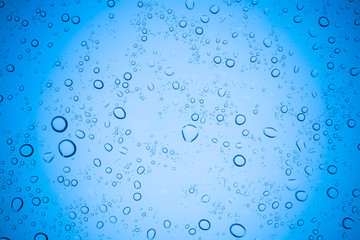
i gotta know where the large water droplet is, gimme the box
[19,144,34,157]
[182,124,199,142]
[51,116,68,132]
[233,155,246,167]
[11,197,24,212]
[198,219,211,230]
[235,114,246,125]
[185,0,194,10]
[230,223,246,238]
[146,228,156,239]
[263,127,277,138]
[113,107,126,119]
[58,139,76,158]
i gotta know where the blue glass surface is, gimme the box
[0,0,360,239]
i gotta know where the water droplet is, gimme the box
[209,5,220,14]
[263,127,277,138]
[235,114,246,125]
[233,155,246,167]
[34,233,48,240]
[20,144,34,157]
[147,228,156,239]
[11,197,24,212]
[213,56,221,64]
[225,59,235,68]
[185,0,194,10]
[164,67,174,76]
[179,20,187,28]
[195,27,203,35]
[198,219,211,230]
[230,223,246,238]
[163,220,171,228]
[327,187,338,199]
[347,119,356,128]
[295,190,308,202]
[318,16,329,27]
[58,139,76,158]
[182,124,199,142]
[113,107,126,119]
[271,69,280,78]
[93,80,104,89]
[75,130,85,139]
[263,38,272,47]
[51,116,68,132]
[342,217,354,229]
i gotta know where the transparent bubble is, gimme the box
[230,223,246,238]
[318,16,329,27]
[235,114,246,125]
[263,127,277,138]
[51,116,68,132]
[19,144,34,157]
[233,155,246,167]
[93,80,104,89]
[58,139,76,158]
[113,107,126,119]
[198,219,211,230]
[11,197,24,212]
[146,228,156,239]
[295,190,308,202]
[209,5,220,14]
[182,124,199,142]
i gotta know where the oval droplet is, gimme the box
[233,155,246,167]
[230,223,246,238]
[113,107,126,119]
[263,127,277,138]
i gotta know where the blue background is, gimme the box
[0,0,360,239]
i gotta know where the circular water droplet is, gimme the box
[230,223,246,238]
[271,69,280,78]
[51,116,68,132]
[34,232,48,240]
[147,228,156,239]
[11,197,24,212]
[214,56,221,64]
[179,20,187,28]
[113,107,126,119]
[225,59,235,68]
[350,68,359,76]
[235,114,246,125]
[347,119,356,128]
[198,219,211,230]
[263,127,277,138]
[263,38,272,47]
[124,72,132,80]
[182,124,199,142]
[327,187,338,199]
[233,155,246,167]
[209,5,220,14]
[342,217,354,229]
[318,16,329,27]
[58,139,76,158]
[93,80,104,89]
[195,27,203,35]
[295,190,308,202]
[20,144,34,157]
